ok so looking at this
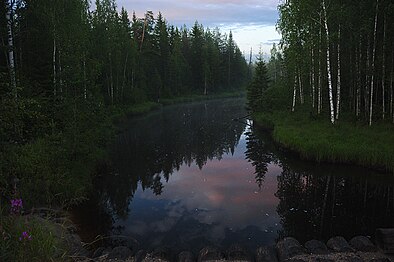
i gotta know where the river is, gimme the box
[72,98,394,254]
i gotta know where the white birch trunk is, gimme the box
[369,0,379,126]
[83,53,87,100]
[60,50,64,98]
[318,26,322,115]
[109,52,114,104]
[292,74,297,112]
[356,36,362,117]
[6,2,17,99]
[311,47,315,109]
[335,26,341,120]
[322,0,335,124]
[53,34,57,98]
[298,68,304,105]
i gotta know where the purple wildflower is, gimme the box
[10,198,23,214]
[19,231,32,241]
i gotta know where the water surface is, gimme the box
[73,98,394,254]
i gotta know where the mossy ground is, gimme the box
[254,111,394,173]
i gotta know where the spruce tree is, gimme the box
[247,56,269,112]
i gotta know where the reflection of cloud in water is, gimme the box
[132,135,281,234]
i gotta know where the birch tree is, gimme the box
[322,0,335,124]
[5,0,16,99]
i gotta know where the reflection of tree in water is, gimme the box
[243,124,394,243]
[244,125,275,189]
[94,99,247,217]
[275,160,394,243]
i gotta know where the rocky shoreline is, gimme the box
[70,235,393,262]
[36,209,392,262]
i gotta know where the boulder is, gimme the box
[305,240,329,254]
[135,250,147,262]
[327,237,354,252]
[92,247,106,258]
[107,246,133,259]
[178,251,195,262]
[276,237,306,261]
[152,246,173,261]
[349,236,377,252]
[108,235,139,251]
[198,246,224,261]
[255,245,278,262]
[226,244,251,261]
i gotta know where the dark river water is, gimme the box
[72,98,394,254]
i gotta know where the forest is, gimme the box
[0,0,249,205]
[249,0,394,172]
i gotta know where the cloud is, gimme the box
[109,0,281,58]
[116,0,279,28]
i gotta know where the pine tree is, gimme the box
[247,55,269,112]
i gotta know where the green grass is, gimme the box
[0,214,67,261]
[255,111,394,173]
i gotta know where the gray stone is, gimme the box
[152,246,173,261]
[92,247,106,258]
[227,244,251,261]
[350,236,377,252]
[368,259,392,262]
[178,251,195,262]
[327,237,354,252]
[305,240,329,254]
[135,250,147,262]
[198,246,224,261]
[313,258,335,262]
[101,247,112,256]
[276,237,306,261]
[255,246,278,262]
[337,254,363,262]
[108,235,139,251]
[108,246,133,259]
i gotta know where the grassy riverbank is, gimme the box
[254,111,394,173]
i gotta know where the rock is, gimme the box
[152,246,173,261]
[337,254,363,262]
[92,247,106,258]
[327,237,354,252]
[65,233,89,257]
[276,237,306,261]
[286,258,308,262]
[255,246,278,262]
[101,247,112,256]
[108,246,133,259]
[178,251,195,262]
[135,250,147,262]
[375,228,394,253]
[198,246,224,261]
[350,236,377,252]
[305,240,329,254]
[312,258,335,262]
[108,235,139,251]
[226,244,251,261]
[368,258,392,262]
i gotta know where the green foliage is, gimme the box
[255,111,394,173]
[0,215,66,261]
[246,57,269,112]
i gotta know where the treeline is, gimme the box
[0,0,248,205]
[0,0,248,140]
[267,0,394,125]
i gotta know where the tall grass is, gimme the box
[255,111,394,173]
[0,214,67,261]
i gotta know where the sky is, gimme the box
[115,0,281,59]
